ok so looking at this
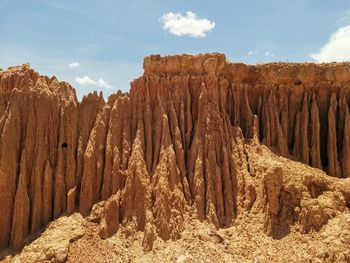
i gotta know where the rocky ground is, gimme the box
[4,212,350,263]
[2,142,350,263]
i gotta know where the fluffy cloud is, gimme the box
[75,76,96,85]
[69,62,80,68]
[160,11,215,38]
[311,24,350,62]
[75,76,113,90]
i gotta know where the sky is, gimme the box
[1,0,350,99]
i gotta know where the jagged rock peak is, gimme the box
[5,63,32,72]
[0,63,77,102]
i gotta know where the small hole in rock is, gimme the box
[294,80,302,86]
[61,142,68,148]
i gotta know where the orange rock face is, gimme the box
[1,54,350,252]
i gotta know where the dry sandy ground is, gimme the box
[2,144,350,263]
[2,204,349,263]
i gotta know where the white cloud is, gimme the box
[97,78,113,89]
[160,11,215,38]
[69,62,80,68]
[311,24,350,62]
[75,76,113,90]
[75,76,96,85]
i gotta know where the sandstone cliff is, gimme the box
[0,54,350,255]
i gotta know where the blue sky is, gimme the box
[1,0,350,99]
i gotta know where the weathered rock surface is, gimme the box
[3,141,350,263]
[1,54,350,258]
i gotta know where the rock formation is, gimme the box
[1,54,350,257]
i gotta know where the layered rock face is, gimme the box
[1,54,350,253]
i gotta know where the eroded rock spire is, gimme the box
[1,56,350,252]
